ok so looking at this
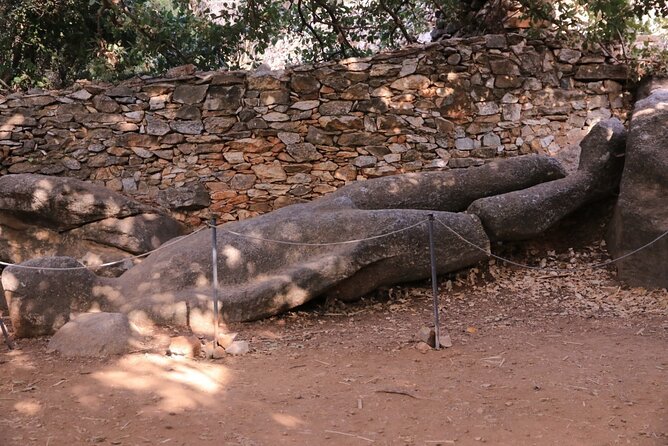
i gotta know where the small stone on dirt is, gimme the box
[47,312,138,357]
[417,326,436,347]
[225,340,250,355]
[216,332,238,348]
[416,341,431,353]
[168,335,201,358]
[439,332,453,348]
[203,341,226,359]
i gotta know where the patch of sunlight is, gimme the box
[222,245,242,268]
[33,228,53,241]
[195,273,210,288]
[2,271,18,292]
[269,283,309,309]
[2,113,30,129]
[635,105,664,118]
[91,353,230,412]
[92,285,123,303]
[81,252,104,267]
[245,261,257,276]
[13,400,42,415]
[386,180,402,195]
[188,305,228,336]
[31,188,50,211]
[107,217,135,233]
[442,176,456,186]
[437,87,455,97]
[72,192,98,214]
[272,413,304,428]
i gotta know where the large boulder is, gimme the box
[1,257,100,337]
[0,174,148,230]
[608,87,668,289]
[0,174,185,274]
[47,312,140,357]
[467,119,626,240]
[2,155,566,335]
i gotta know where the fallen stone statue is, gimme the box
[2,119,628,338]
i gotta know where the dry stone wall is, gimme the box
[0,34,631,226]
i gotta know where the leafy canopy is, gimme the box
[0,0,666,89]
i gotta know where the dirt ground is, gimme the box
[2,234,667,446]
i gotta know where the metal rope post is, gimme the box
[211,216,219,345]
[0,318,14,350]
[427,214,441,349]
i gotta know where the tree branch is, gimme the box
[379,0,415,43]
[296,0,327,59]
[310,0,359,57]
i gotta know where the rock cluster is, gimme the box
[3,155,568,336]
[0,36,630,225]
[0,174,185,274]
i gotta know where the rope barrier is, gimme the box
[0,214,665,273]
[0,219,428,271]
[434,217,668,273]
[211,219,429,246]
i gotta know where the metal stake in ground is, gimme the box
[0,318,14,350]
[211,216,220,344]
[427,214,441,349]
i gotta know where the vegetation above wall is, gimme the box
[0,0,666,89]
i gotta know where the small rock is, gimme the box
[417,326,436,347]
[172,84,209,104]
[47,312,138,357]
[225,340,250,355]
[166,64,196,77]
[390,75,430,91]
[168,335,202,358]
[216,332,238,349]
[203,341,227,359]
[416,342,431,353]
[439,332,453,348]
[69,89,92,101]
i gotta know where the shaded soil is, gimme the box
[2,211,667,445]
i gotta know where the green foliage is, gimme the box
[518,0,668,78]
[0,0,666,89]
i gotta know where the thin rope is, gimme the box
[435,217,668,273]
[0,226,207,271]
[212,219,429,246]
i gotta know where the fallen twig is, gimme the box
[325,429,374,442]
[375,389,421,399]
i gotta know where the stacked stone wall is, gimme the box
[0,34,631,226]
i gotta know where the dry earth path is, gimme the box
[1,237,667,446]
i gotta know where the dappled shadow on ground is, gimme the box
[1,281,667,446]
